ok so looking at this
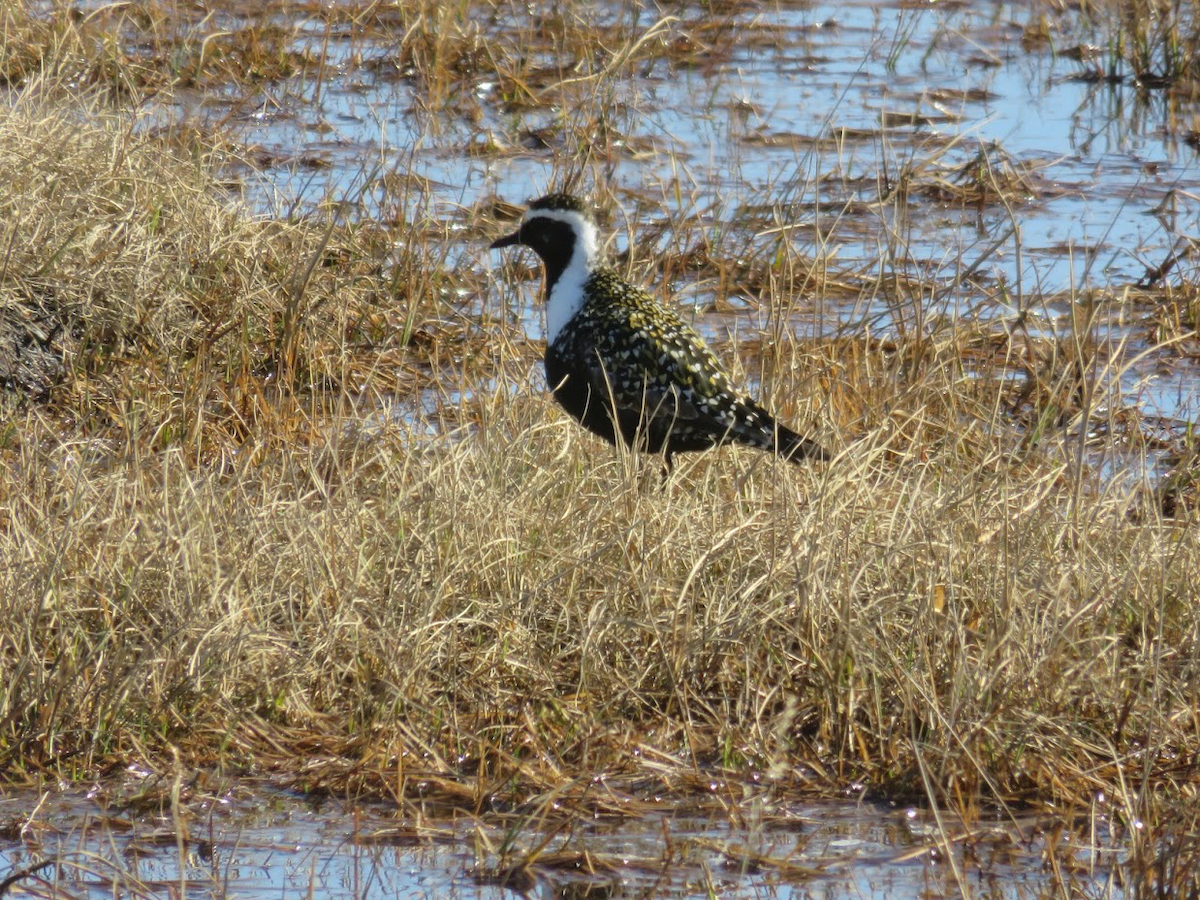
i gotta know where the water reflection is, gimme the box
[0,781,1118,899]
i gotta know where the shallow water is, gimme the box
[0,780,1118,899]
[187,0,1198,296]
[145,0,1200,443]
[26,0,1191,481]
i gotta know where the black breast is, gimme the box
[544,342,619,447]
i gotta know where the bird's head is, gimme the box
[489,193,600,273]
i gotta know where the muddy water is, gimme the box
[0,780,1115,899]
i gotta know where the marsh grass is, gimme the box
[1088,0,1200,91]
[1,0,1199,896]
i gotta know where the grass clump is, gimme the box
[1,86,1196,823]
[0,80,469,455]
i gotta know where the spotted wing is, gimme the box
[578,274,751,438]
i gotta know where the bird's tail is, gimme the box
[774,423,829,463]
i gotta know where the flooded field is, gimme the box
[1,778,1120,899]
[129,0,1200,468]
[199,0,1196,293]
[2,1,1198,899]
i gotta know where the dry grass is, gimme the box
[1,1,1199,897]
[1075,0,1200,92]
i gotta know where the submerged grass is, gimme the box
[1,0,1199,897]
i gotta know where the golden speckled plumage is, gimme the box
[490,195,828,467]
[564,268,754,424]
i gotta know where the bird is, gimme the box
[489,193,828,469]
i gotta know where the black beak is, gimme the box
[489,229,522,250]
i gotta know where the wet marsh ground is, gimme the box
[1,0,1199,897]
[0,776,1131,898]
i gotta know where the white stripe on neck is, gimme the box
[531,209,599,344]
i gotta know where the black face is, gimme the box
[490,215,579,290]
